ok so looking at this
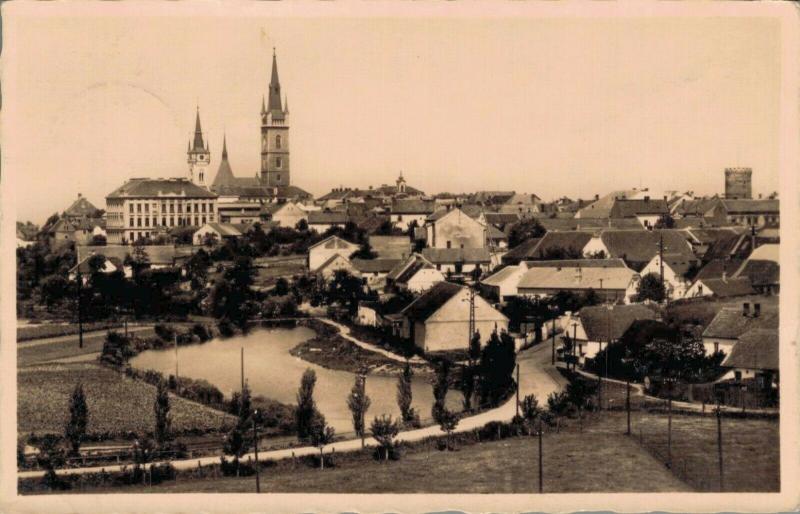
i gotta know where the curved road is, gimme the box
[19,342,566,479]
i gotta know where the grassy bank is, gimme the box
[17,362,235,440]
[17,321,123,342]
[17,327,155,367]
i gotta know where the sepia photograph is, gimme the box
[1,2,798,512]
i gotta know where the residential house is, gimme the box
[48,217,107,248]
[574,189,642,219]
[720,328,778,387]
[480,263,530,301]
[425,207,487,249]
[731,244,780,295]
[307,235,360,272]
[386,254,446,293]
[639,253,699,300]
[496,193,542,215]
[389,199,436,232]
[684,275,754,299]
[516,260,640,303]
[529,232,594,260]
[216,202,263,224]
[557,304,657,363]
[369,235,413,260]
[68,254,125,282]
[307,210,349,233]
[261,202,309,228]
[316,253,358,280]
[421,247,492,275]
[582,229,695,271]
[351,258,403,289]
[608,197,669,229]
[400,281,509,353]
[701,302,778,357]
[75,244,191,275]
[192,223,245,246]
[501,238,543,265]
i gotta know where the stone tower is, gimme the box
[725,167,752,199]
[187,107,210,187]
[260,50,290,188]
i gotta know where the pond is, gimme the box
[129,326,457,434]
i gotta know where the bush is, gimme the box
[154,323,176,342]
[192,323,212,342]
[218,319,235,338]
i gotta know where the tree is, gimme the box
[295,369,319,442]
[566,379,596,432]
[129,241,151,280]
[295,219,309,231]
[654,213,676,229]
[635,272,666,303]
[154,379,172,447]
[308,412,336,470]
[477,330,517,407]
[396,361,419,428]
[347,374,371,446]
[468,329,482,364]
[431,360,459,449]
[40,274,70,307]
[326,269,367,315]
[351,240,377,260]
[460,364,477,412]
[520,394,542,435]
[185,249,211,290]
[370,414,400,461]
[223,422,248,477]
[64,383,88,456]
[272,277,290,296]
[36,435,66,490]
[508,218,546,248]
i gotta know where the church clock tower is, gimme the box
[187,107,210,187]
[260,50,290,188]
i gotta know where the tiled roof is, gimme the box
[721,199,779,214]
[201,223,243,237]
[64,195,99,217]
[578,304,658,341]
[401,281,463,321]
[699,277,755,297]
[695,258,745,281]
[503,193,541,205]
[501,237,542,264]
[609,198,669,218]
[517,265,637,291]
[107,178,217,199]
[483,212,520,226]
[722,328,778,370]
[369,235,412,259]
[701,233,751,261]
[528,231,593,258]
[421,247,492,264]
[687,227,743,245]
[734,260,779,287]
[308,211,349,224]
[486,224,507,240]
[390,199,436,214]
[575,189,640,219]
[600,230,694,267]
[351,258,403,274]
[525,258,629,269]
[481,264,526,287]
[748,244,779,264]
[307,235,360,252]
[536,217,644,231]
[703,306,778,339]
[68,254,124,275]
[386,253,432,281]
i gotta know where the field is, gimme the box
[17,327,155,367]
[17,321,123,342]
[17,362,235,439]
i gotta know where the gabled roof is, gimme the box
[747,244,779,264]
[369,235,412,259]
[578,304,658,341]
[698,277,755,298]
[386,253,433,281]
[733,260,779,287]
[609,198,669,218]
[486,224,507,240]
[351,258,403,274]
[317,253,354,273]
[651,253,698,278]
[599,230,694,266]
[501,237,542,264]
[576,189,640,219]
[421,247,492,264]
[536,217,644,232]
[107,178,217,199]
[502,193,541,206]
[721,199,779,214]
[483,212,520,226]
[517,265,638,291]
[527,231,593,258]
[695,258,745,281]
[390,199,435,214]
[481,264,527,287]
[722,328,778,370]
[64,195,99,217]
[68,254,123,275]
[401,281,464,321]
[307,235,360,252]
[701,233,751,261]
[525,258,629,269]
[308,211,349,224]
[200,223,243,237]
[703,306,778,339]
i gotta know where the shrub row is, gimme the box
[17,321,122,342]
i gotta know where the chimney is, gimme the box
[595,194,600,201]
[78,193,82,198]
[754,303,761,318]
[743,302,750,316]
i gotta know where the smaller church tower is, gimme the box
[188,107,210,187]
[260,50,290,188]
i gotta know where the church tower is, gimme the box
[187,107,210,187]
[260,50,290,188]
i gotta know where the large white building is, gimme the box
[105,178,218,244]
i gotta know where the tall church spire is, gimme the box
[192,106,205,151]
[267,48,283,114]
[221,134,228,160]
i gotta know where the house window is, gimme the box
[276,157,282,169]
[129,204,134,213]
[137,218,142,227]
[178,203,183,214]
[129,218,134,227]
[195,216,199,226]
[170,217,174,227]
[144,218,150,227]
[202,203,207,213]
[162,217,167,227]
[276,135,282,149]
[145,204,149,213]
[202,216,207,224]
[277,174,281,182]
[734,370,742,382]
[136,203,141,213]
[169,204,174,214]
[446,241,452,248]
[187,204,192,213]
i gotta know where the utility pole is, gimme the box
[658,233,665,300]
[515,363,520,418]
[361,373,367,449]
[77,272,84,349]
[174,334,179,392]
[571,322,578,371]
[538,420,543,494]
[717,401,724,492]
[550,312,556,366]
[468,286,475,352]
[667,379,673,469]
[626,379,631,435]
[253,411,261,493]
[241,346,245,393]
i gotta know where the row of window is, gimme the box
[128,215,213,228]
[128,201,214,214]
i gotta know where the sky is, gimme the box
[5,13,781,225]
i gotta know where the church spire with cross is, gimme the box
[187,105,210,188]
[260,48,290,187]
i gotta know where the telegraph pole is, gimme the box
[174,334,179,392]
[550,310,556,366]
[667,379,673,469]
[626,379,631,435]
[253,411,261,493]
[716,401,724,492]
[537,420,544,494]
[658,232,665,297]
[77,272,84,349]
[515,363,520,418]
[241,346,245,393]
[571,322,578,371]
